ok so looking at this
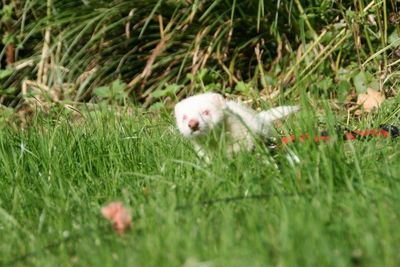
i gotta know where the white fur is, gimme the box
[174,93,299,158]
[256,106,300,136]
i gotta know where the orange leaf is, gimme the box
[356,88,385,112]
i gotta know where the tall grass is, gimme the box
[0,106,399,266]
[1,0,399,110]
[1,2,400,266]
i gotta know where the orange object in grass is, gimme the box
[101,202,132,234]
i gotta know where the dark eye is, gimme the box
[182,115,188,121]
[202,110,210,116]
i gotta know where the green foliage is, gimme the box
[353,71,369,93]
[0,108,399,266]
[186,69,223,92]
[94,79,128,103]
[234,81,252,93]
[0,0,398,107]
[234,81,257,98]
[0,86,16,96]
[353,71,380,93]
[0,4,13,22]
[0,68,13,79]
[151,83,181,99]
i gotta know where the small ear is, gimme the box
[211,93,226,108]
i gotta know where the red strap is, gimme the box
[281,129,391,144]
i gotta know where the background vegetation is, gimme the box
[1,1,400,266]
[1,0,399,112]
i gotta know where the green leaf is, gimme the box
[235,81,251,93]
[204,83,221,92]
[337,68,351,81]
[186,73,194,81]
[165,84,181,95]
[346,10,355,19]
[353,71,367,93]
[192,69,208,83]
[116,91,128,101]
[5,87,17,95]
[111,80,126,92]
[148,102,165,111]
[368,79,380,91]
[264,75,277,86]
[338,80,351,92]
[0,69,13,79]
[1,32,15,45]
[152,84,181,99]
[1,5,13,21]
[319,77,333,92]
[337,80,351,102]
[152,89,167,99]
[94,86,110,98]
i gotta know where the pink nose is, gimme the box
[188,119,199,131]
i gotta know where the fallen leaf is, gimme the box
[101,202,132,234]
[356,88,385,112]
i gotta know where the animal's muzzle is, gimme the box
[188,119,200,131]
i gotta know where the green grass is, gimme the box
[1,0,400,265]
[0,103,399,267]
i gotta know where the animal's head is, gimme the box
[174,93,226,138]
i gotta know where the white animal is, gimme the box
[174,93,299,158]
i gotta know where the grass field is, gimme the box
[2,0,400,266]
[0,102,399,267]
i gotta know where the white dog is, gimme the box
[174,93,299,159]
